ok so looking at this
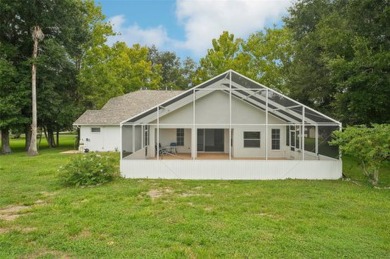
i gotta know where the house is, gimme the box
[119,70,342,180]
[73,90,184,151]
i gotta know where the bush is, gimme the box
[59,153,119,187]
[330,124,390,185]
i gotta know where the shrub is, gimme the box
[330,124,390,185]
[59,153,120,187]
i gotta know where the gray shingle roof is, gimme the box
[73,90,184,125]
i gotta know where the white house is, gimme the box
[73,90,184,151]
[119,70,342,180]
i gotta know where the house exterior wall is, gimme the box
[80,126,120,152]
[150,91,289,158]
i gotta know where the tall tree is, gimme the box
[78,42,161,109]
[0,0,111,151]
[318,0,390,124]
[244,27,293,93]
[148,46,197,89]
[28,26,44,156]
[195,31,251,83]
[284,0,390,124]
[283,0,336,112]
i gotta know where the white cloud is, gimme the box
[106,1,292,59]
[107,15,171,48]
[175,0,292,57]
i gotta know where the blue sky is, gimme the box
[96,0,293,61]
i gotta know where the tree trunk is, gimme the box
[56,129,59,147]
[372,170,379,185]
[25,125,31,151]
[75,127,80,149]
[1,128,12,154]
[48,127,54,148]
[27,27,40,156]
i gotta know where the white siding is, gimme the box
[121,160,342,180]
[80,126,120,152]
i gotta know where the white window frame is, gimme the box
[271,128,281,150]
[91,127,101,133]
[176,128,184,146]
[243,131,261,148]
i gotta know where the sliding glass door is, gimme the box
[197,129,224,152]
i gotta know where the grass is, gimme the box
[0,135,389,258]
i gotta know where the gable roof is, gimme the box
[73,90,184,126]
[121,70,340,126]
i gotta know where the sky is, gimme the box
[96,0,293,61]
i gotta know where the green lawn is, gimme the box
[0,136,389,258]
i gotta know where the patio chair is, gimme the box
[155,143,170,155]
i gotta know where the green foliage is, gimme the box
[244,27,293,93]
[195,31,250,83]
[194,30,292,92]
[148,46,197,89]
[0,0,113,149]
[78,42,161,109]
[331,124,390,184]
[59,153,119,187]
[284,0,390,124]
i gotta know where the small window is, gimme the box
[244,131,260,148]
[91,127,100,133]
[272,129,281,150]
[144,126,149,146]
[176,128,184,146]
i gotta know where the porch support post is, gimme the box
[229,70,232,160]
[141,125,144,148]
[157,107,160,160]
[132,125,135,153]
[302,107,305,161]
[191,89,196,159]
[265,89,269,160]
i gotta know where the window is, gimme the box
[91,127,100,133]
[144,126,149,146]
[176,128,184,146]
[244,131,260,148]
[272,129,280,150]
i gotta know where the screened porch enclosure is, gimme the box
[121,70,340,161]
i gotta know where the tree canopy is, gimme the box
[1,0,389,154]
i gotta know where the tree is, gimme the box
[0,0,113,150]
[148,46,198,89]
[195,31,250,83]
[78,42,161,109]
[330,124,390,185]
[318,0,390,125]
[0,55,27,154]
[244,27,293,93]
[28,26,44,156]
[284,0,390,124]
[283,0,337,112]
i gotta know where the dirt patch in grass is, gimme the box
[0,194,55,222]
[21,249,72,259]
[147,188,173,200]
[0,205,31,221]
[0,228,9,234]
[0,226,37,235]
